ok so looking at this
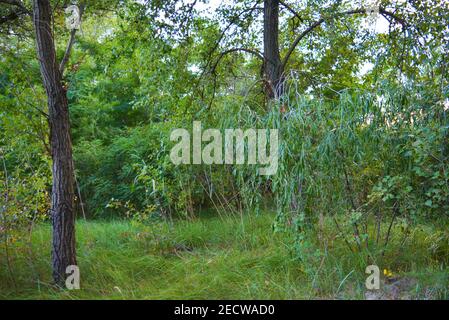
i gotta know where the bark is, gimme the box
[263,0,284,99]
[32,0,77,285]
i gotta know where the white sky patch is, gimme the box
[374,15,389,34]
[188,64,201,74]
[98,28,114,43]
[358,61,374,76]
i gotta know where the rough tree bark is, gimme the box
[263,0,284,99]
[32,0,77,285]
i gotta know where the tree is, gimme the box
[1,0,84,285]
[204,0,417,101]
[32,0,78,285]
[263,0,282,99]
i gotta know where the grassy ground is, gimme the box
[1,212,448,299]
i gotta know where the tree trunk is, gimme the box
[32,0,77,286]
[263,0,284,99]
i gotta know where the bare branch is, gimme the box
[59,29,77,73]
[59,4,84,74]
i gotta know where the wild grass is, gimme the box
[0,212,448,299]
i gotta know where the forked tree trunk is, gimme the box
[32,0,77,285]
[263,0,284,99]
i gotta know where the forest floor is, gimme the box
[0,213,448,299]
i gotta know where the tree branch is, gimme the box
[211,47,264,73]
[187,1,263,108]
[282,17,326,68]
[279,0,303,22]
[0,9,19,24]
[203,1,263,73]
[206,47,263,111]
[0,0,30,25]
[282,7,407,68]
[0,0,30,13]
[59,4,84,74]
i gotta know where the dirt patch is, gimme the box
[365,277,418,300]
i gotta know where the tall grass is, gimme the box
[1,212,447,299]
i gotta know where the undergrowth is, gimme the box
[1,212,447,299]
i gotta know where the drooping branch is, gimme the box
[282,7,408,68]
